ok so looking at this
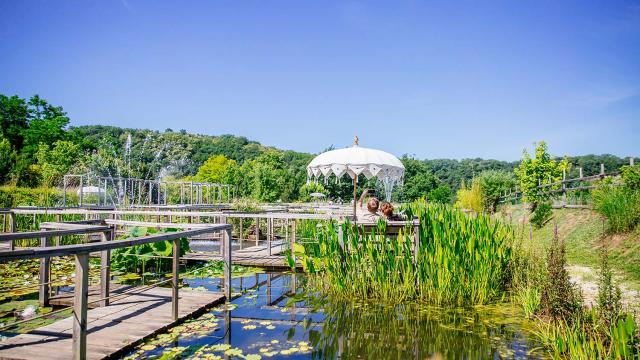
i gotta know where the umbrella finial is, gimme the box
[354,135,359,146]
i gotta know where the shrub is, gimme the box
[454,179,483,213]
[0,185,77,208]
[477,170,516,213]
[530,202,552,229]
[592,185,640,233]
[621,164,640,190]
[427,184,452,204]
[596,250,622,327]
[539,232,582,321]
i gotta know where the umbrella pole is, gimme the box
[353,175,357,221]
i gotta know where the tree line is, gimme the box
[1,93,635,203]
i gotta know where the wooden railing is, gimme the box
[0,223,232,360]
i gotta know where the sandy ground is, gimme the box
[568,265,640,312]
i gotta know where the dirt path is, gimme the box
[568,265,640,311]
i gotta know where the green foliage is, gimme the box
[35,140,81,186]
[194,154,240,185]
[395,156,440,201]
[592,184,640,233]
[454,179,483,213]
[530,202,553,229]
[515,141,568,209]
[620,164,640,190]
[539,235,582,322]
[111,227,190,274]
[427,184,452,204]
[477,170,516,213]
[302,202,514,306]
[0,185,73,207]
[299,182,326,202]
[0,134,16,183]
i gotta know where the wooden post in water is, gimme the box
[172,237,179,321]
[222,226,232,300]
[39,234,50,307]
[100,229,111,307]
[73,253,89,360]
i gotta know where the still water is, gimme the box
[123,272,545,359]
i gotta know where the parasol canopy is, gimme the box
[306,137,405,202]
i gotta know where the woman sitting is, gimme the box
[380,202,405,221]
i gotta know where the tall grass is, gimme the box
[301,201,514,306]
[592,185,640,233]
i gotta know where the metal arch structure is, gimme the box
[62,174,236,208]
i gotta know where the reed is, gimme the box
[301,201,514,306]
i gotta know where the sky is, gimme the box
[1,1,639,161]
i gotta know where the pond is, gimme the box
[123,272,547,359]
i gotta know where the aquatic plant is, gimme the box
[110,226,189,274]
[300,201,514,306]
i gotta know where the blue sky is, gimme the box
[1,1,638,160]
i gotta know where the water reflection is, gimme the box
[124,272,544,359]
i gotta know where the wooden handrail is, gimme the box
[0,225,230,262]
[0,226,112,243]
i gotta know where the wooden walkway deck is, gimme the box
[0,287,224,360]
[184,240,300,269]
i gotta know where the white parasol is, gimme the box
[306,136,404,218]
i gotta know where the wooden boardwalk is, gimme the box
[0,287,224,360]
[184,240,301,269]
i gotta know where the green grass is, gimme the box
[498,205,640,290]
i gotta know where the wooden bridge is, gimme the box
[0,221,233,360]
[0,206,332,359]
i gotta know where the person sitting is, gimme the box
[356,188,380,222]
[380,202,405,221]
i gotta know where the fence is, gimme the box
[498,159,635,207]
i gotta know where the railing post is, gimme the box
[219,216,227,256]
[172,237,179,321]
[79,175,84,208]
[290,220,296,265]
[254,217,259,247]
[267,217,272,256]
[73,253,89,360]
[8,212,15,251]
[100,229,111,307]
[39,235,50,307]
[239,218,243,250]
[413,221,420,266]
[222,226,232,301]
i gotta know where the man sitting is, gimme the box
[356,188,380,222]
